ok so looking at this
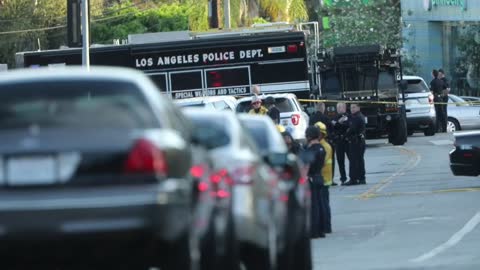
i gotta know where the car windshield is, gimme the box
[0,81,159,130]
[236,97,294,113]
[406,79,429,93]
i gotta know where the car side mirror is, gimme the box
[399,80,408,92]
[150,129,192,179]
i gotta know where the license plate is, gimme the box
[7,156,57,186]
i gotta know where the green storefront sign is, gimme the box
[432,0,467,10]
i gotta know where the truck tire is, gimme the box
[390,109,407,146]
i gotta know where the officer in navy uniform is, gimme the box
[304,126,327,238]
[332,102,350,185]
[344,103,366,186]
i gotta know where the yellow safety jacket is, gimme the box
[248,106,269,115]
[319,139,333,186]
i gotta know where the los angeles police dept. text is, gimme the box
[135,49,264,68]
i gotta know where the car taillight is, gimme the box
[190,164,205,179]
[124,139,168,176]
[287,44,298,53]
[210,169,233,198]
[210,169,233,184]
[291,114,301,126]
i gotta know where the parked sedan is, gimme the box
[460,96,480,105]
[447,94,480,132]
[237,114,311,270]
[0,67,208,269]
[450,131,480,176]
[183,109,279,270]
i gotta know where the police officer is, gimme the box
[265,96,280,124]
[309,102,337,185]
[248,95,268,115]
[332,102,350,185]
[344,103,366,186]
[314,122,333,234]
[305,126,327,238]
[430,69,446,132]
[439,68,450,130]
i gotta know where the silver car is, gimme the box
[182,109,280,270]
[447,94,480,132]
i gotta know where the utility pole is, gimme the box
[81,0,90,68]
[209,0,220,28]
[224,0,231,29]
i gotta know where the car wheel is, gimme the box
[424,123,436,136]
[447,118,460,133]
[158,232,195,270]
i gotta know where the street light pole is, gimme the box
[81,0,90,69]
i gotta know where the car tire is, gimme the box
[159,232,194,270]
[390,110,408,146]
[447,118,460,133]
[241,243,272,270]
[424,123,436,136]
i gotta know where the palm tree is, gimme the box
[230,0,308,27]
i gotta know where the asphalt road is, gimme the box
[313,132,480,270]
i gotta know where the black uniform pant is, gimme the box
[309,178,327,237]
[435,96,447,132]
[322,186,331,233]
[335,141,349,182]
[329,141,336,181]
[349,139,366,182]
[442,95,448,130]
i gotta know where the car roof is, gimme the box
[237,93,297,103]
[0,66,150,85]
[174,96,237,104]
[237,114,288,153]
[403,75,425,81]
[182,108,240,139]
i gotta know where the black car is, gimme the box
[450,131,480,176]
[237,114,312,270]
[0,66,218,269]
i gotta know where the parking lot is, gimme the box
[314,132,480,270]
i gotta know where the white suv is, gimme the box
[174,96,237,111]
[402,75,436,136]
[236,93,309,142]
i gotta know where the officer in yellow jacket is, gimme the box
[315,121,333,234]
[248,95,269,115]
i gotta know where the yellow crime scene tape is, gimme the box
[297,98,480,106]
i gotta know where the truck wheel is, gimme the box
[424,123,436,136]
[390,113,407,146]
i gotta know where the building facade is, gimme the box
[401,0,480,94]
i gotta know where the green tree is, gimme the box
[456,25,480,92]
[318,0,402,49]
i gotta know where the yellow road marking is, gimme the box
[347,187,480,199]
[357,146,421,200]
